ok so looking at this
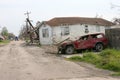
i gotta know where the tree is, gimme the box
[8,33,15,40]
[1,27,9,38]
[112,18,120,25]
[111,3,120,25]
[19,25,29,40]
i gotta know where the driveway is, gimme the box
[0,41,119,80]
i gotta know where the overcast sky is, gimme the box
[0,0,119,36]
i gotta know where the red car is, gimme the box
[58,33,108,54]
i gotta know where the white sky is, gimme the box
[0,0,119,36]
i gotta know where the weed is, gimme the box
[68,49,120,75]
[0,40,10,44]
[68,56,82,62]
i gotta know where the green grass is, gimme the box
[68,49,120,76]
[68,56,83,62]
[0,40,10,44]
[112,72,120,76]
[99,49,120,72]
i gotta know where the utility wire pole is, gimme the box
[24,11,34,43]
[24,11,31,19]
[24,11,31,42]
[24,11,32,31]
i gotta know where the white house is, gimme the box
[38,17,114,45]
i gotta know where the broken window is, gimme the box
[61,26,70,36]
[91,34,103,39]
[42,29,49,38]
[79,35,89,40]
[97,34,103,38]
[85,25,89,33]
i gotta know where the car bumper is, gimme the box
[58,46,65,54]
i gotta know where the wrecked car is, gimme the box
[58,33,108,54]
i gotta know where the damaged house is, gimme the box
[38,17,114,45]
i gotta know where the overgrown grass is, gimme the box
[99,49,120,72]
[111,72,120,76]
[68,56,83,62]
[0,40,10,44]
[68,49,120,76]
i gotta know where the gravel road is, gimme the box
[0,41,119,80]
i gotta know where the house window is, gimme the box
[61,26,70,36]
[43,24,46,27]
[42,29,49,38]
[96,26,100,32]
[85,25,89,33]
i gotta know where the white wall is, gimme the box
[39,25,53,45]
[52,24,106,43]
[39,24,111,45]
[52,25,71,43]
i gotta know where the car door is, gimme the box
[77,35,92,49]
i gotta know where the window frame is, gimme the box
[84,25,89,33]
[61,26,70,36]
[42,28,49,38]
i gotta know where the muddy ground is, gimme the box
[0,41,119,80]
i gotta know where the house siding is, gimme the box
[39,23,112,45]
[51,24,106,44]
[39,25,53,45]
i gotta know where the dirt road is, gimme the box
[0,41,119,80]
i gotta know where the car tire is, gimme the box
[65,46,74,54]
[95,43,104,52]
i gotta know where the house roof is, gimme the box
[45,17,114,26]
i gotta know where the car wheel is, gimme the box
[95,43,103,52]
[58,48,65,54]
[65,46,74,54]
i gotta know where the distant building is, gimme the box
[38,17,114,45]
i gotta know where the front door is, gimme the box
[78,35,92,49]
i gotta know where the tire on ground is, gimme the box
[95,43,104,52]
[65,46,74,54]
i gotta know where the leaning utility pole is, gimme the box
[24,11,33,43]
[24,11,39,44]
[24,11,31,32]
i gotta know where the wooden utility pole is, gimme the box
[24,11,31,31]
[24,11,39,44]
[24,11,33,43]
[24,11,31,19]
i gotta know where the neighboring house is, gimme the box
[38,17,114,45]
[110,25,120,28]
